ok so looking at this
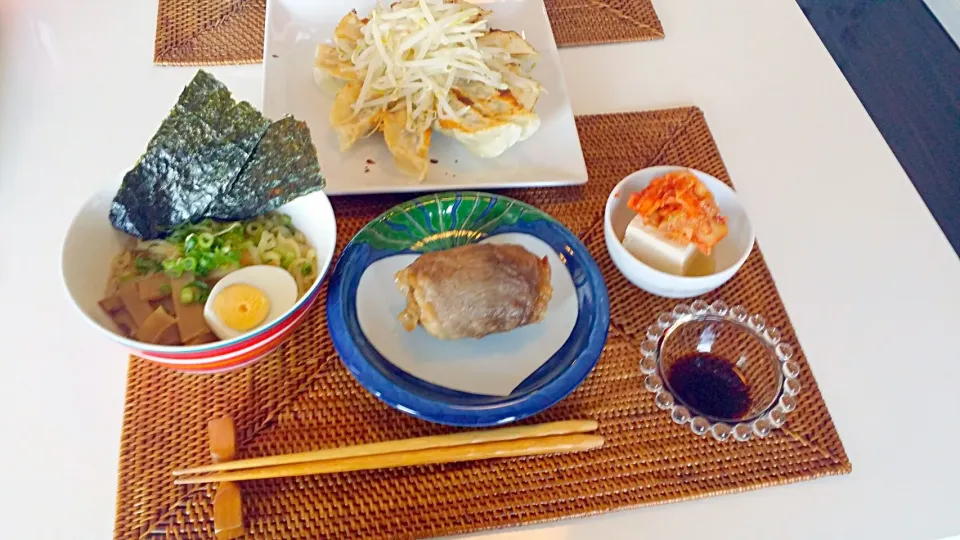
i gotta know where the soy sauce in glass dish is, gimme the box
[666,353,751,421]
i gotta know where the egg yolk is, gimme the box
[213,284,271,332]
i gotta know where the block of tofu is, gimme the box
[621,215,696,276]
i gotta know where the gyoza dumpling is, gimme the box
[434,91,524,159]
[330,82,384,151]
[454,80,538,129]
[478,30,540,72]
[454,81,540,142]
[334,10,365,55]
[382,108,432,181]
[314,11,365,89]
[314,44,360,88]
[443,0,492,22]
[486,59,542,111]
[477,30,542,111]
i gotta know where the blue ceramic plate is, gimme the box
[327,192,609,426]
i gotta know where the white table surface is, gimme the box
[1,0,958,538]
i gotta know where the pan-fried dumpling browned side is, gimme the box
[315,12,367,93]
[486,59,542,111]
[330,82,385,151]
[433,91,521,159]
[454,81,540,143]
[478,30,542,110]
[382,108,432,181]
[433,87,540,158]
[478,30,540,72]
[334,10,365,54]
[314,44,360,82]
[454,80,536,122]
[457,0,492,22]
[395,243,552,340]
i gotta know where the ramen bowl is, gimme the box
[61,185,337,373]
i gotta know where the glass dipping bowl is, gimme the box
[639,300,802,442]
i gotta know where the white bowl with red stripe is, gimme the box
[61,185,337,373]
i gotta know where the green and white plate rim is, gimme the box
[327,192,610,426]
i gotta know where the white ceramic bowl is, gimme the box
[604,166,755,298]
[61,185,337,372]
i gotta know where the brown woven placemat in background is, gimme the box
[154,0,664,65]
[113,107,849,539]
[545,0,664,47]
[154,0,266,66]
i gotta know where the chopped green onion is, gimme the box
[198,232,215,249]
[180,287,196,304]
[162,258,184,278]
[158,215,313,284]
[196,253,216,276]
[185,281,211,303]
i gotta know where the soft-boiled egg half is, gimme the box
[203,265,298,340]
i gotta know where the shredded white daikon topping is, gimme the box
[348,0,512,130]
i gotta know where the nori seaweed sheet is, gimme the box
[109,70,325,240]
[208,117,324,219]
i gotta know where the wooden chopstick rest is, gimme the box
[208,416,245,540]
[213,484,243,540]
[175,433,604,485]
[209,416,236,463]
[175,419,599,476]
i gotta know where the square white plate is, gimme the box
[262,0,588,195]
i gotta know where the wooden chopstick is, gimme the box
[174,433,604,484]
[174,419,598,476]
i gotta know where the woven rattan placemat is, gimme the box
[114,107,850,539]
[154,0,664,65]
